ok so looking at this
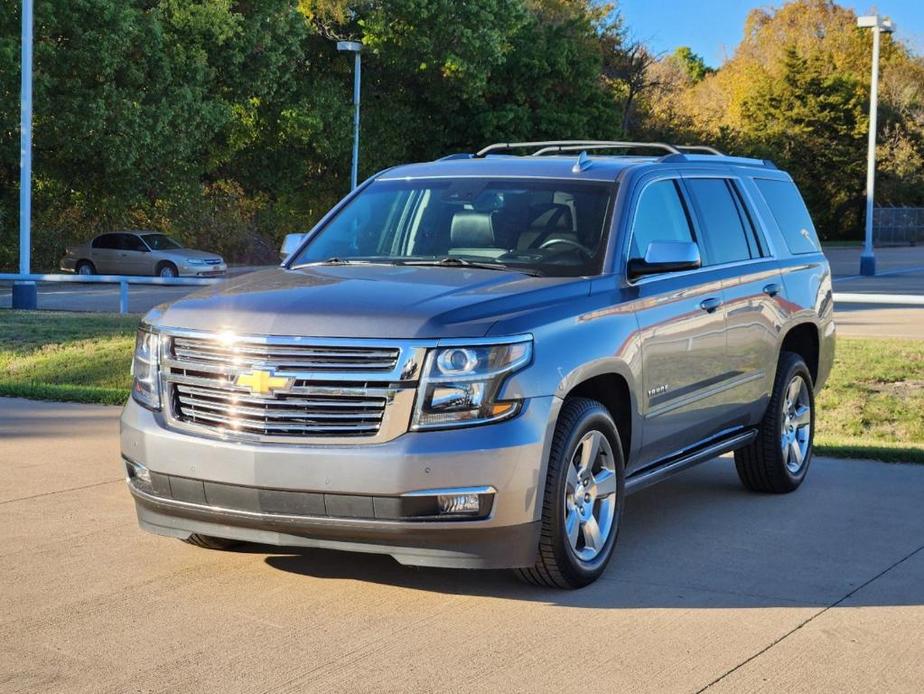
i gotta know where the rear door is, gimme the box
[627,175,730,468]
[116,234,152,275]
[90,234,119,273]
[682,173,783,427]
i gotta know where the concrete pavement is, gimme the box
[1,397,922,693]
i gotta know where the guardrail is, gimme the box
[834,292,924,306]
[0,273,223,314]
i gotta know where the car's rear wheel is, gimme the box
[76,261,95,276]
[515,397,625,589]
[182,534,241,550]
[735,351,815,493]
[157,262,178,278]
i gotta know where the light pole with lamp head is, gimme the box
[857,14,895,277]
[337,40,362,191]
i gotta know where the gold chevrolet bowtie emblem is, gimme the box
[235,369,292,395]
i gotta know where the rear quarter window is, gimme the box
[754,179,820,255]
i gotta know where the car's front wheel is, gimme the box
[76,260,95,276]
[182,534,241,550]
[157,262,179,279]
[516,397,625,589]
[735,351,815,493]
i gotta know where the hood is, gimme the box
[150,265,591,338]
[162,248,223,261]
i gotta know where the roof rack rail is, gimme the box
[474,140,681,157]
[676,145,724,155]
[532,142,681,156]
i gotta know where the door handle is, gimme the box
[699,297,722,313]
[763,283,781,297]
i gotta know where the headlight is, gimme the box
[185,258,212,266]
[131,327,161,410]
[412,337,532,430]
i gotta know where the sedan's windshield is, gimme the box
[142,233,183,251]
[291,178,613,277]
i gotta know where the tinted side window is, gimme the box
[121,234,148,252]
[686,178,752,265]
[754,179,820,254]
[630,180,694,258]
[93,234,118,249]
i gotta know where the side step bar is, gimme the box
[626,429,757,495]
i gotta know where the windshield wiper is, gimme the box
[300,257,393,267]
[398,257,543,276]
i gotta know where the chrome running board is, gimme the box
[626,429,757,495]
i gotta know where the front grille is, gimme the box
[161,332,423,443]
[172,382,387,437]
[172,336,400,372]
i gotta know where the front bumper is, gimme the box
[178,262,227,277]
[121,395,559,569]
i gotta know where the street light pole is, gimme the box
[13,0,37,310]
[857,15,895,277]
[337,41,363,191]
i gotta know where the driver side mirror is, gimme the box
[627,241,701,280]
[280,233,307,261]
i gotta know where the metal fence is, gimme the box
[874,207,924,246]
[0,273,222,314]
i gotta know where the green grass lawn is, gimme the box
[0,311,137,405]
[1,310,922,462]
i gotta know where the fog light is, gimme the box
[438,493,481,514]
[125,459,152,491]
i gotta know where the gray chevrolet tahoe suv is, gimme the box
[122,140,835,589]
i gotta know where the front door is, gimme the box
[627,177,730,468]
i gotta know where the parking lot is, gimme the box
[2,397,922,693]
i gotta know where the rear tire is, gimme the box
[515,397,625,589]
[182,534,241,550]
[735,352,815,494]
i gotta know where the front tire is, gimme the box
[76,260,95,276]
[182,534,241,550]
[516,397,625,589]
[157,262,178,278]
[735,352,815,493]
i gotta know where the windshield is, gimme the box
[291,178,613,277]
[142,233,183,251]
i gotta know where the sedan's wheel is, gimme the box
[76,261,95,276]
[516,397,625,589]
[735,351,815,493]
[158,263,178,278]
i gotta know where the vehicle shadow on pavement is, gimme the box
[261,458,924,610]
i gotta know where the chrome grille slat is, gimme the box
[176,395,385,421]
[174,384,384,408]
[171,338,399,371]
[161,331,422,442]
[167,374,393,398]
[182,409,380,433]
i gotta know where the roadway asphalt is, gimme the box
[1,397,922,693]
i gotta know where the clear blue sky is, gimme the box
[617,0,924,67]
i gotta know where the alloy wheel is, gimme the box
[780,374,812,473]
[563,430,618,562]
